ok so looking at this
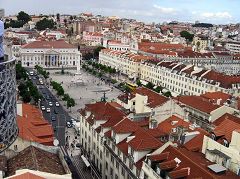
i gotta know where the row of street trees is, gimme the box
[50,81,75,110]
[35,65,49,79]
[16,64,42,103]
[136,80,172,97]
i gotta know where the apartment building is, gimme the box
[140,61,240,96]
[226,41,240,54]
[82,31,103,46]
[168,51,240,75]
[192,36,209,52]
[99,49,154,79]
[99,49,240,96]
[79,99,240,179]
[107,40,130,52]
[202,113,240,175]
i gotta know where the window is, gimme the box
[121,166,125,176]
[111,155,114,163]
[106,162,108,170]
[110,168,113,176]
[116,161,119,170]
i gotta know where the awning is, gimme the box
[81,155,90,167]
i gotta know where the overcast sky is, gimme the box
[1,0,239,24]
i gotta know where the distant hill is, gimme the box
[192,23,213,28]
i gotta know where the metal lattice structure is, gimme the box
[0,58,18,152]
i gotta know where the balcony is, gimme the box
[104,143,138,179]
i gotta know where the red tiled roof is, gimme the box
[157,115,190,134]
[169,168,190,179]
[213,118,240,141]
[176,96,220,114]
[85,102,126,128]
[134,87,169,108]
[17,104,54,146]
[21,40,76,49]
[213,113,240,126]
[128,128,162,151]
[201,91,231,105]
[158,146,239,178]
[112,118,139,134]
[202,70,240,89]
[135,157,145,170]
[117,139,128,156]
[149,152,170,162]
[159,160,177,170]
[8,172,45,179]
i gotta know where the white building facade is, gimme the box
[20,40,82,68]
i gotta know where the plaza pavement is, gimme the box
[48,69,122,119]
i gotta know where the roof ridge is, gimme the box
[171,147,217,179]
[30,146,39,171]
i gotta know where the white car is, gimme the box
[41,106,45,111]
[49,102,53,106]
[46,108,51,113]
[55,102,60,107]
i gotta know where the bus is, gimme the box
[126,82,137,91]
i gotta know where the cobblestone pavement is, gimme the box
[48,69,122,119]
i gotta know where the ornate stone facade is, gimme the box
[0,58,18,152]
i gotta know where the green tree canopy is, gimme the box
[17,11,31,24]
[180,31,194,42]
[36,18,55,31]
[94,46,106,58]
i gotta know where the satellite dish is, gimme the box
[53,139,59,146]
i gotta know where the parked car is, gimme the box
[49,101,53,106]
[55,102,60,107]
[41,106,45,111]
[46,108,51,113]
[51,116,56,121]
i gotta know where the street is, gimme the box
[29,72,71,146]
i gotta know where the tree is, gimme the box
[62,93,70,101]
[146,82,154,89]
[136,79,142,87]
[67,98,75,111]
[94,46,106,58]
[64,19,67,26]
[36,18,55,31]
[163,91,172,97]
[154,86,163,93]
[180,31,194,42]
[56,13,60,22]
[22,91,31,103]
[17,11,31,24]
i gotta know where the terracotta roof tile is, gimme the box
[159,160,177,170]
[213,118,240,141]
[201,91,231,105]
[176,96,220,114]
[9,172,45,179]
[7,146,66,176]
[149,152,170,162]
[128,128,163,151]
[21,40,76,49]
[168,168,190,179]
[17,104,54,145]
[134,87,169,108]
